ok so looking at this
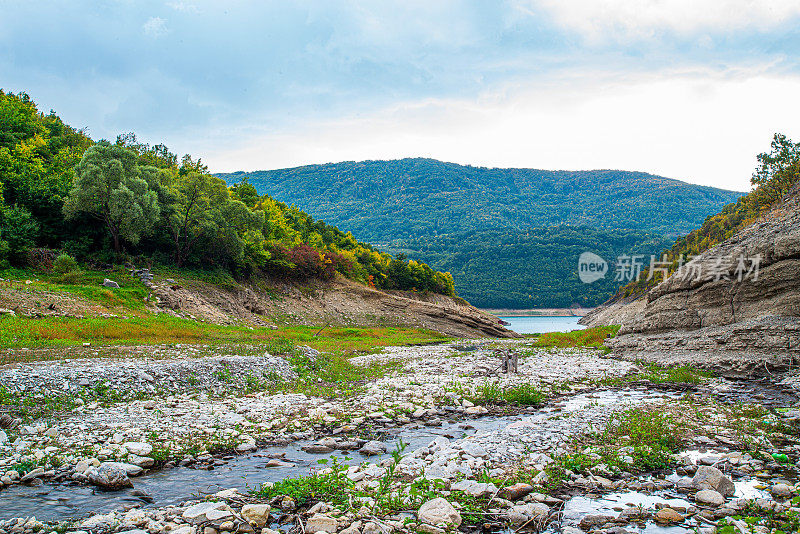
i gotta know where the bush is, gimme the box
[52,253,79,274]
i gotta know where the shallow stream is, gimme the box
[0,381,796,524]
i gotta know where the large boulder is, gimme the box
[692,465,735,497]
[417,498,462,527]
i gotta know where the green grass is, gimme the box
[0,314,449,360]
[598,361,713,386]
[448,381,547,407]
[1,266,150,310]
[533,325,620,349]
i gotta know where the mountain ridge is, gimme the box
[218,158,744,308]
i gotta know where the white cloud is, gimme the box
[528,0,800,40]
[142,16,168,38]
[202,67,800,192]
[167,2,199,14]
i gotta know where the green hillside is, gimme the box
[219,159,742,308]
[0,90,454,296]
[219,159,742,241]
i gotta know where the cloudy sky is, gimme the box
[3,1,800,191]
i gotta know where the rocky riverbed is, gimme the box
[2,340,800,534]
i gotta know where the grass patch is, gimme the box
[1,267,149,310]
[448,381,547,407]
[533,325,620,349]
[598,361,712,386]
[0,314,449,361]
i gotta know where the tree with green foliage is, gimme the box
[63,141,160,254]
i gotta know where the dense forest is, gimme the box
[389,227,671,309]
[220,159,742,308]
[617,133,800,299]
[0,90,455,296]
[220,159,742,241]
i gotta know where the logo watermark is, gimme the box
[578,252,608,284]
[578,253,761,284]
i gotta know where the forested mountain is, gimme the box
[0,90,455,296]
[219,160,743,308]
[219,159,742,241]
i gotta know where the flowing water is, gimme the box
[1,382,795,524]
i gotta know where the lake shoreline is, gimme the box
[483,307,594,317]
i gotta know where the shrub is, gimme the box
[52,253,79,274]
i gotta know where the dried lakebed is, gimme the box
[1,340,800,534]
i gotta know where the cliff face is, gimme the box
[597,186,800,375]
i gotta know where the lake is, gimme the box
[498,315,585,334]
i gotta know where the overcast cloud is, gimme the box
[2,0,800,190]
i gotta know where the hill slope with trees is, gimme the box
[219,160,742,308]
[0,90,455,297]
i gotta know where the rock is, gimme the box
[302,445,334,454]
[103,462,144,476]
[695,489,725,507]
[241,504,271,527]
[102,278,120,288]
[20,468,45,482]
[362,522,391,534]
[306,514,337,533]
[86,463,133,490]
[602,184,800,370]
[451,479,498,497]
[0,430,7,444]
[236,441,257,453]
[359,440,387,456]
[654,508,684,524]
[465,406,488,415]
[506,503,550,525]
[692,466,736,497]
[80,513,118,530]
[503,482,535,501]
[417,498,462,527]
[460,442,488,458]
[124,442,153,456]
[771,483,794,498]
[182,501,235,525]
[579,514,615,530]
[127,454,155,468]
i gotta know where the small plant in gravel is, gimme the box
[447,381,547,407]
[253,457,353,507]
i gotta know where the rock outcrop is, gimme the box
[152,276,515,338]
[594,186,800,375]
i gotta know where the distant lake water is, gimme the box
[498,316,585,334]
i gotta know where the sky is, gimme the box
[3,1,800,191]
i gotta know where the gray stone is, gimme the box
[359,440,387,456]
[86,463,133,490]
[695,489,725,507]
[102,278,120,288]
[417,498,462,527]
[241,504,271,527]
[182,501,235,525]
[306,513,337,533]
[692,465,736,497]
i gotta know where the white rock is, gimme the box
[306,513,337,533]
[417,498,462,527]
[182,501,235,525]
[124,442,153,456]
[241,504,271,527]
[695,489,725,507]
